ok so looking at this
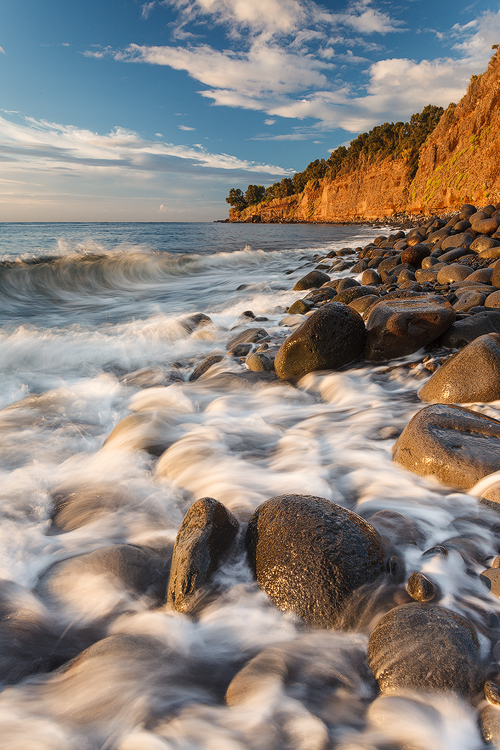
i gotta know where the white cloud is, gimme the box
[142,1,156,19]
[0,47,5,55]
[179,124,195,130]
[264,119,276,125]
[0,113,291,178]
[118,40,331,97]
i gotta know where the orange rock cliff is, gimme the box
[229,50,500,223]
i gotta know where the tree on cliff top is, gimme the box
[225,104,444,208]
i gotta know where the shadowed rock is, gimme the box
[364,294,455,362]
[245,494,385,628]
[274,302,365,379]
[368,602,482,698]
[393,403,500,490]
[167,497,239,613]
[437,310,500,349]
[418,333,500,404]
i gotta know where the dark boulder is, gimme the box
[226,328,268,351]
[189,354,224,382]
[363,294,455,362]
[293,270,330,291]
[400,244,430,267]
[245,494,385,628]
[274,302,366,379]
[167,497,239,613]
[393,403,500,490]
[437,310,500,348]
[367,603,482,698]
[418,333,500,404]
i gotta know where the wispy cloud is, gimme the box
[142,1,156,19]
[0,47,6,55]
[178,124,195,130]
[0,112,291,178]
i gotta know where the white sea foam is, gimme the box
[0,222,493,749]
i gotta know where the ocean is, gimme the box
[0,221,495,749]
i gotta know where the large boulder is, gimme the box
[245,494,385,628]
[418,333,500,404]
[367,603,482,699]
[167,497,239,613]
[274,302,366,379]
[393,403,500,490]
[363,294,455,362]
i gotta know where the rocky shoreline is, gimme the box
[158,201,500,742]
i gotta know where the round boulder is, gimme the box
[392,403,500,490]
[367,602,482,698]
[245,494,385,628]
[400,244,430,267]
[293,270,330,291]
[418,333,500,404]
[167,497,239,613]
[274,302,366,379]
[363,294,455,362]
[436,264,472,284]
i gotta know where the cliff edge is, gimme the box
[229,50,500,223]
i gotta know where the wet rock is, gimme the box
[363,294,455,362]
[367,602,482,698]
[367,510,425,549]
[49,483,152,533]
[348,294,379,318]
[226,328,268,351]
[436,311,500,348]
[361,269,382,285]
[104,412,177,456]
[481,705,500,744]
[167,497,239,614]
[418,333,500,404]
[225,632,375,730]
[334,285,377,305]
[245,494,385,628]
[37,544,168,610]
[485,680,500,705]
[406,572,439,602]
[304,286,336,303]
[274,302,366,379]
[480,568,500,597]
[182,313,213,333]
[336,277,360,292]
[189,354,224,382]
[293,270,330,291]
[245,351,275,372]
[287,299,314,315]
[393,403,500,490]
[230,343,252,357]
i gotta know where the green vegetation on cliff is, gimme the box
[226,104,444,211]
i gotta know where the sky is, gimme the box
[1,0,500,222]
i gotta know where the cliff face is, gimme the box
[230,50,500,223]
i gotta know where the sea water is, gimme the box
[0,221,495,749]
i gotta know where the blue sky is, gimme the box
[0,0,499,221]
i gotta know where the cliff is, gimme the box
[229,50,500,223]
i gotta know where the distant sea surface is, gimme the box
[0,221,491,749]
